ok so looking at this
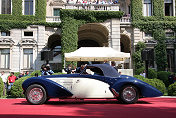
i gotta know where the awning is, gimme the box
[64,47,130,61]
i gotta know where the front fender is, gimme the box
[111,77,163,97]
[22,77,73,98]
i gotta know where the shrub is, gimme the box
[14,72,20,77]
[134,75,166,94]
[133,42,146,71]
[0,77,3,97]
[135,68,157,79]
[148,68,157,79]
[52,72,65,75]
[157,71,171,87]
[168,82,176,96]
[135,67,144,75]
[30,70,41,77]
[10,76,31,98]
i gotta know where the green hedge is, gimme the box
[52,72,65,75]
[10,76,31,98]
[133,42,146,71]
[157,71,171,87]
[0,77,3,97]
[134,75,166,94]
[135,67,145,75]
[30,70,41,76]
[148,68,157,79]
[168,82,176,96]
[60,9,124,23]
[135,67,157,79]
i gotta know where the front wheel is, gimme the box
[118,85,139,104]
[25,84,47,105]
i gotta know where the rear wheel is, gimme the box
[25,84,47,105]
[118,85,139,104]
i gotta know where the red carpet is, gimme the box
[0,98,176,118]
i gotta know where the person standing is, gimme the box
[18,72,24,78]
[168,73,175,84]
[46,64,54,75]
[24,71,30,77]
[140,70,146,78]
[111,61,118,71]
[0,71,8,96]
[41,67,49,76]
[64,64,73,74]
[7,72,17,91]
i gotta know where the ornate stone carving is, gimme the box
[0,38,15,45]
[144,39,157,44]
[165,38,176,44]
[50,0,66,6]
[20,38,37,45]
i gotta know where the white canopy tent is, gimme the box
[64,47,130,61]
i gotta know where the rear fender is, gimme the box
[111,78,163,97]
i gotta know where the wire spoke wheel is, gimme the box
[28,88,44,103]
[122,87,136,102]
[26,84,47,105]
[118,85,139,104]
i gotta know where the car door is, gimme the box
[70,74,114,98]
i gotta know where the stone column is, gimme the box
[10,29,22,72]
[36,26,46,70]
[133,28,142,46]
[131,28,142,72]
[110,18,121,52]
[173,0,175,16]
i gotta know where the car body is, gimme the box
[22,64,163,105]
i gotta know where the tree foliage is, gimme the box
[0,77,3,97]
[131,0,176,71]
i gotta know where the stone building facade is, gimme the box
[0,0,176,74]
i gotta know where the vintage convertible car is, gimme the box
[22,64,163,105]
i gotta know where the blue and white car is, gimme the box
[22,64,163,105]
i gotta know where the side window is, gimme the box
[53,8,60,16]
[24,31,33,37]
[143,0,152,16]
[164,0,173,16]
[1,0,11,14]
[85,67,104,76]
[23,49,33,69]
[24,0,34,15]
[1,31,10,36]
[0,49,10,69]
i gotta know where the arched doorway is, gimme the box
[120,34,131,69]
[48,34,61,50]
[120,34,131,53]
[78,23,109,48]
[47,34,62,71]
[77,23,109,66]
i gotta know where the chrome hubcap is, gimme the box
[122,87,136,102]
[28,88,43,103]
